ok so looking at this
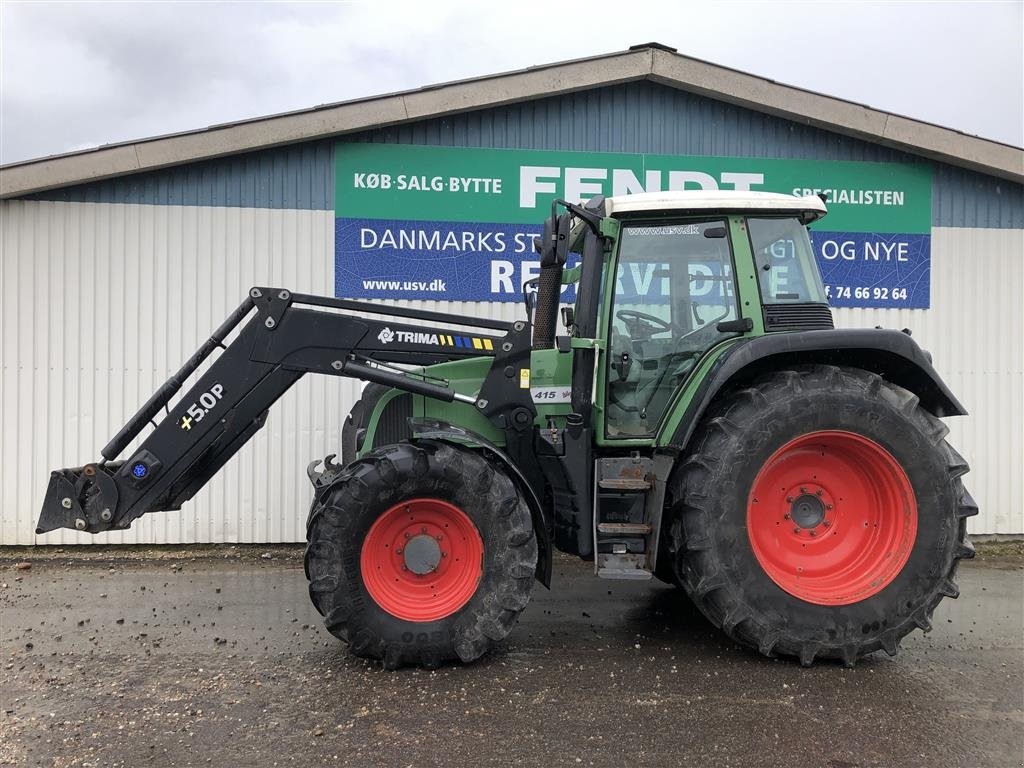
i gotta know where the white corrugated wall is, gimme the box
[1,200,1021,544]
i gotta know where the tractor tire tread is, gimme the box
[304,440,537,669]
[667,365,972,666]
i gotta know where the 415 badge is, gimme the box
[179,384,225,431]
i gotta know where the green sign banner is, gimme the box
[335,144,933,307]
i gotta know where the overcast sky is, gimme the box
[1,1,1021,164]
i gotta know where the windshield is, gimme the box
[603,219,741,438]
[747,217,827,304]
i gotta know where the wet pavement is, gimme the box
[1,549,1021,768]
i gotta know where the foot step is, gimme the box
[597,522,652,535]
[596,552,652,580]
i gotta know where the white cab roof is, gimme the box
[604,190,828,221]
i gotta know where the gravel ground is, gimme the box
[1,546,1021,768]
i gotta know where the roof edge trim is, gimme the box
[2,45,1021,198]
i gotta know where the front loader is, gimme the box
[38,191,977,669]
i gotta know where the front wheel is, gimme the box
[667,365,977,666]
[304,441,537,669]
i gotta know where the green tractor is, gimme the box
[38,191,975,669]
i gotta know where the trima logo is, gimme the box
[376,325,497,350]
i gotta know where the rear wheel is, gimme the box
[304,441,537,669]
[667,365,976,666]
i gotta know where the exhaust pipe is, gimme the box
[532,264,563,350]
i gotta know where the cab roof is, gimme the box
[604,190,828,222]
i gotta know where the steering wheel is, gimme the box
[615,309,675,339]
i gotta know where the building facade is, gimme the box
[2,45,1021,545]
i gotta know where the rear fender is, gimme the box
[663,328,967,451]
[409,418,552,588]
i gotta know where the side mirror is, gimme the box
[522,277,540,323]
[534,212,570,268]
[560,306,575,331]
[533,216,556,266]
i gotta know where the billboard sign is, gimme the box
[335,145,932,308]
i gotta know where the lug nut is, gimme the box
[823,521,831,528]
[793,527,801,534]
[809,531,817,537]
[395,548,403,555]
[441,552,448,558]
[786,497,794,503]
[436,534,443,541]
[404,532,411,539]
[783,514,790,520]
[816,489,823,497]
[800,487,807,494]
[826,504,834,510]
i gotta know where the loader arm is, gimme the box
[37,287,535,535]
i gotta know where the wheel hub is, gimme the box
[747,431,917,606]
[360,498,484,622]
[790,493,826,529]
[404,534,442,575]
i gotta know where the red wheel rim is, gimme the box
[747,430,917,606]
[360,498,483,622]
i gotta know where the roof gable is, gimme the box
[2,45,1021,198]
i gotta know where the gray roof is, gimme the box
[2,42,1022,198]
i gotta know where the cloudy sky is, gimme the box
[1,1,1021,164]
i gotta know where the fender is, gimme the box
[409,418,552,589]
[664,328,967,451]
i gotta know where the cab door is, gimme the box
[600,218,743,440]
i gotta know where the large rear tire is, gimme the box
[304,441,537,669]
[667,365,976,666]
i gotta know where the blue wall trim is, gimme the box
[19,82,1022,229]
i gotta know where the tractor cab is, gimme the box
[536,191,830,438]
[589,192,829,439]
[526,191,834,576]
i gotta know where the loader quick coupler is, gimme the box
[306,454,347,491]
[38,461,124,534]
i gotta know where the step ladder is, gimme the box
[594,455,663,580]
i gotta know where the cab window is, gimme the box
[604,219,741,438]
[747,217,827,304]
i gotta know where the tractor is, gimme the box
[38,190,976,669]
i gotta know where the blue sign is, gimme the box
[336,218,543,301]
[336,219,931,309]
[812,232,930,309]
